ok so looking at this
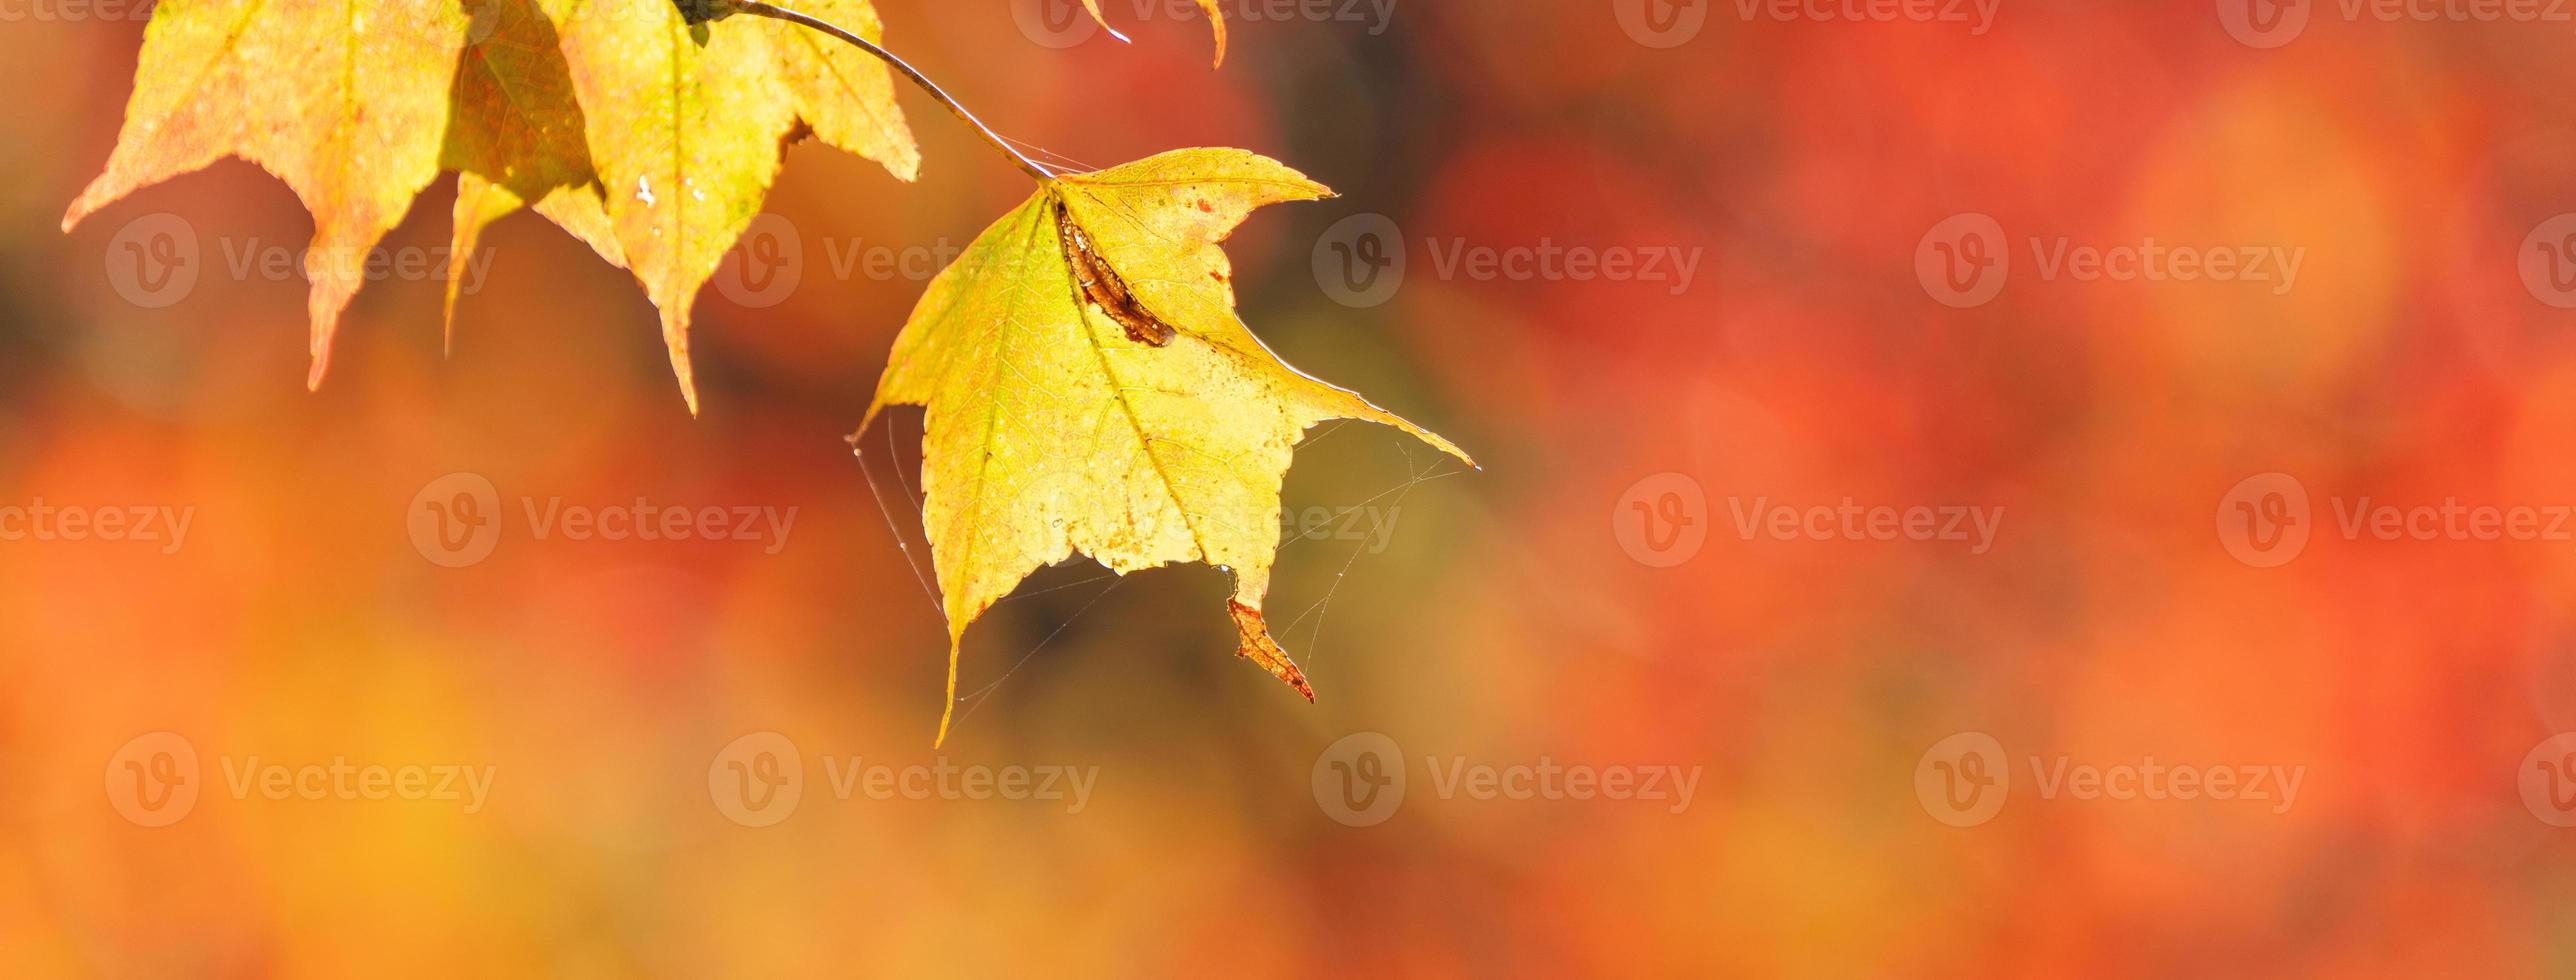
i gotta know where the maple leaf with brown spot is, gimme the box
[860,148,1470,745]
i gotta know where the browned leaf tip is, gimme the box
[1056,200,1178,347]
[1228,599,1315,702]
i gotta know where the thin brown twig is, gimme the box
[722,0,1059,182]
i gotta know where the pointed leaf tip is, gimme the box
[1230,600,1315,703]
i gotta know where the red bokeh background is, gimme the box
[6,1,2576,975]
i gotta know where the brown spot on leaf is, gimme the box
[1056,200,1177,346]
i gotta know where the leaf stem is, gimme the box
[724,1,1058,183]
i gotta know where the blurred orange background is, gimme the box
[8,0,2576,976]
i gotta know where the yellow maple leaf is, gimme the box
[446,0,595,212]
[859,148,1471,745]
[441,0,623,350]
[452,0,920,414]
[62,0,470,387]
[68,0,912,413]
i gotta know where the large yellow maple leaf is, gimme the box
[859,148,1470,745]
[63,0,470,387]
[449,0,919,413]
